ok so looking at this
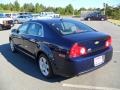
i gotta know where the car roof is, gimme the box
[29,18,76,24]
[19,15,29,16]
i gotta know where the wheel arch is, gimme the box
[35,44,54,62]
[36,46,55,75]
[36,51,47,60]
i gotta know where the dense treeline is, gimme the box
[105,4,120,20]
[0,1,120,19]
[0,1,74,15]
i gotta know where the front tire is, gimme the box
[38,54,54,78]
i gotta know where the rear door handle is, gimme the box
[18,35,23,39]
[30,39,36,42]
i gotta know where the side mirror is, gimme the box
[11,29,19,33]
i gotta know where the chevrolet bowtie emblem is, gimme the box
[95,41,100,45]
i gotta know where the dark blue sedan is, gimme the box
[9,18,113,78]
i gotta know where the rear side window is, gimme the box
[24,16,28,18]
[18,16,23,18]
[5,14,11,17]
[27,23,44,37]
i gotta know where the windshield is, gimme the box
[49,20,95,35]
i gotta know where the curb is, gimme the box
[107,20,120,27]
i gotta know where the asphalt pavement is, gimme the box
[0,18,120,90]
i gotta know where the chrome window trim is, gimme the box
[18,22,44,37]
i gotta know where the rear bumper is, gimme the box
[54,47,113,77]
[1,20,14,29]
[2,24,11,29]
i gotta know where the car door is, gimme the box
[91,14,96,20]
[13,23,29,50]
[23,16,29,22]
[94,14,100,20]
[97,14,102,20]
[88,14,94,20]
[17,16,23,23]
[23,22,44,56]
[25,16,31,22]
[19,16,26,23]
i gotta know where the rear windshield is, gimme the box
[48,20,95,35]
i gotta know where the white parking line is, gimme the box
[112,39,120,41]
[113,51,120,53]
[62,83,120,90]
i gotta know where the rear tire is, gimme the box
[38,54,54,78]
[101,18,104,21]
[88,18,91,21]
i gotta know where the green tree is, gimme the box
[55,7,65,15]
[34,3,41,13]
[14,0,20,11]
[65,4,74,15]
[0,4,3,11]
[23,3,34,12]
[74,9,80,15]
[8,3,14,11]
[44,7,54,12]
[105,4,120,20]
[79,7,86,11]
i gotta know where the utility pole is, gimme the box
[73,9,74,16]
[103,3,106,15]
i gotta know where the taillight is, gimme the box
[69,43,87,58]
[105,37,112,48]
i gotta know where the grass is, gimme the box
[0,10,18,13]
[108,19,120,26]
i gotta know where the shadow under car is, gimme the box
[0,43,67,82]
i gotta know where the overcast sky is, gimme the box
[0,0,119,9]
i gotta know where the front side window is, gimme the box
[49,20,94,35]
[18,23,29,34]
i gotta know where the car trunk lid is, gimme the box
[63,31,110,54]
